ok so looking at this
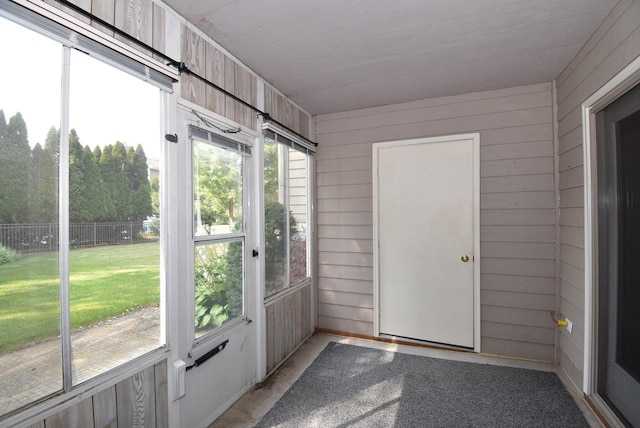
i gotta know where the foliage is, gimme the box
[194,242,243,331]
[264,200,298,296]
[263,139,279,202]
[150,177,160,216]
[194,142,242,233]
[0,244,17,265]
[0,109,155,224]
[0,111,31,223]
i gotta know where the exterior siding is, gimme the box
[315,82,557,361]
[555,0,640,390]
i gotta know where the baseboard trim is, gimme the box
[314,328,471,353]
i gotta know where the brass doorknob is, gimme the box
[461,255,470,263]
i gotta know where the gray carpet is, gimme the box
[257,342,589,427]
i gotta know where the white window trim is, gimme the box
[0,7,172,422]
[582,54,640,427]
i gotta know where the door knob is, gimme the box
[461,255,470,263]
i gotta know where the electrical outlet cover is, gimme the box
[565,318,573,333]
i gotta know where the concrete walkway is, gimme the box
[0,307,160,415]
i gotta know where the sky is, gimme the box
[0,15,162,161]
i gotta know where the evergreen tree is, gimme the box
[99,143,130,221]
[93,145,101,164]
[82,145,114,221]
[0,112,31,223]
[29,143,49,222]
[41,127,60,222]
[128,144,152,221]
[0,111,7,141]
[69,129,90,222]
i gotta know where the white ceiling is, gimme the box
[163,0,618,116]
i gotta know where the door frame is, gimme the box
[372,133,481,352]
[582,55,640,427]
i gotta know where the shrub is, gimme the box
[0,244,17,265]
[194,241,243,331]
[264,200,297,296]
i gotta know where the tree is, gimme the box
[195,147,242,232]
[69,129,90,222]
[263,140,280,202]
[82,145,114,221]
[127,144,152,221]
[29,143,51,222]
[150,176,160,216]
[264,200,297,296]
[99,143,130,221]
[0,112,31,223]
[92,146,101,165]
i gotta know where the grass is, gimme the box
[0,242,159,353]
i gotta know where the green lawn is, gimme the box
[0,242,159,353]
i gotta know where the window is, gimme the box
[263,128,312,299]
[0,10,167,417]
[191,127,249,340]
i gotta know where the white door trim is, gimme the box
[582,54,640,418]
[372,133,481,352]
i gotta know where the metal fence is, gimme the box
[0,222,157,254]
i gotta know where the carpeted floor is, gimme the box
[257,342,589,427]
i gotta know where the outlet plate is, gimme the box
[565,318,573,333]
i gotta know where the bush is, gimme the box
[0,244,17,265]
[194,241,243,332]
[264,200,299,296]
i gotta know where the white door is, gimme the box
[374,134,479,349]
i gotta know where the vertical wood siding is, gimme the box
[555,0,640,389]
[180,24,259,131]
[35,360,168,428]
[315,83,557,361]
[264,85,311,139]
[265,283,313,374]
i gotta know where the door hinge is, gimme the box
[252,249,259,258]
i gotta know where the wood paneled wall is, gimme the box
[264,86,310,139]
[27,359,168,428]
[555,0,640,389]
[180,24,258,130]
[315,83,557,361]
[265,283,313,374]
[48,0,311,137]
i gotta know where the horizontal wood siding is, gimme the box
[265,283,313,374]
[315,82,557,361]
[33,360,168,428]
[554,0,640,389]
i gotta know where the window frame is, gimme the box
[262,124,314,302]
[188,123,253,349]
[0,4,172,421]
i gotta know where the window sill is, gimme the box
[264,278,312,305]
